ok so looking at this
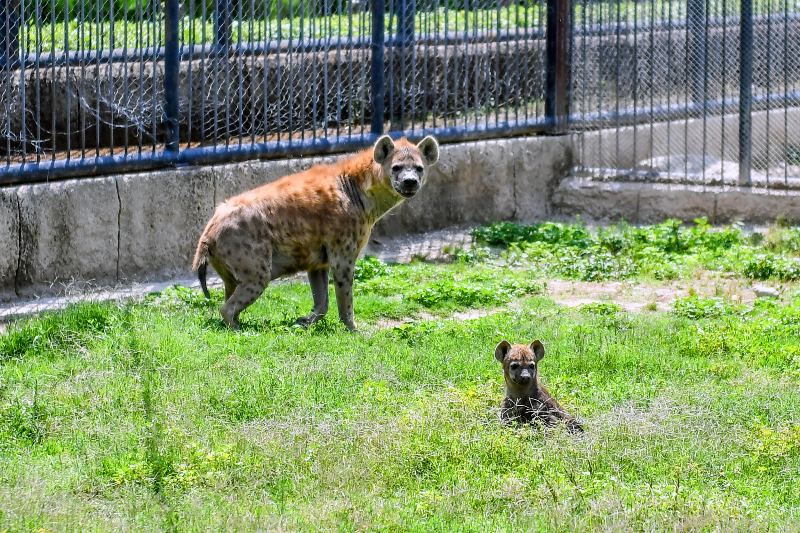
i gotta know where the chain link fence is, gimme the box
[571,0,800,188]
[0,0,559,182]
[0,0,797,184]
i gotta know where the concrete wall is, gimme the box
[0,135,571,300]
[575,107,800,171]
[553,178,800,225]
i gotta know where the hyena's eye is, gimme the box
[391,165,403,173]
[510,363,520,370]
[414,165,424,173]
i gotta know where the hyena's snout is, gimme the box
[394,167,424,198]
[515,369,533,385]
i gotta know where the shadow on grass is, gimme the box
[201,314,346,335]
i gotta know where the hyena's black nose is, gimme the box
[402,176,419,189]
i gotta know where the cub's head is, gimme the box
[495,340,545,388]
[373,135,439,199]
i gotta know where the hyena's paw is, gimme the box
[295,312,324,328]
[220,308,240,330]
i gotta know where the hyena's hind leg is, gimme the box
[218,245,272,329]
[209,256,239,302]
[296,268,330,327]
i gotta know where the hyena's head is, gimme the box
[373,135,439,199]
[495,340,545,390]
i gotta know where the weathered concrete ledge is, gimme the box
[575,107,800,172]
[553,177,800,224]
[0,135,571,300]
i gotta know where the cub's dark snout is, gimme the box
[516,368,532,384]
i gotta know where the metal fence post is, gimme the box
[164,0,180,154]
[215,0,232,50]
[687,0,706,106]
[371,0,385,135]
[738,0,752,185]
[0,0,19,68]
[396,0,415,47]
[391,0,415,130]
[545,0,571,134]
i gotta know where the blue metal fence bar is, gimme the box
[370,0,385,135]
[215,0,232,50]
[545,0,571,133]
[393,0,415,130]
[739,0,753,185]
[396,0,415,46]
[0,151,177,186]
[164,0,180,154]
[687,0,706,105]
[0,0,19,67]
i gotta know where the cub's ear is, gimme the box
[416,135,439,165]
[373,135,395,165]
[495,340,512,362]
[530,340,545,362]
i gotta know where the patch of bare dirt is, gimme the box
[369,275,789,331]
[546,276,767,312]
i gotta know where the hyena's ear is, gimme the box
[530,340,545,362]
[416,135,439,165]
[495,340,512,363]
[373,135,395,165]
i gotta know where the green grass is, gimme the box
[23,7,544,53]
[19,0,791,53]
[474,218,800,282]
[1,221,800,531]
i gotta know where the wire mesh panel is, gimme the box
[1,0,167,176]
[177,0,374,151]
[751,0,800,185]
[5,0,798,184]
[571,0,800,189]
[0,0,554,181]
[381,0,548,137]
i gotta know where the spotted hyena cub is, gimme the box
[192,135,439,330]
[495,340,582,432]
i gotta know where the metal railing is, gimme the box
[571,0,800,187]
[0,0,569,183]
[0,0,798,185]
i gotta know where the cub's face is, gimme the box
[495,340,545,388]
[373,135,439,199]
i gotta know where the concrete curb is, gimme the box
[553,178,800,224]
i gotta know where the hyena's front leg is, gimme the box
[331,257,357,331]
[296,268,330,327]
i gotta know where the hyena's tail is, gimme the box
[193,240,211,299]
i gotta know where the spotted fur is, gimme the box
[495,340,583,432]
[193,135,439,330]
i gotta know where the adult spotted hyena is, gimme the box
[192,135,439,330]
